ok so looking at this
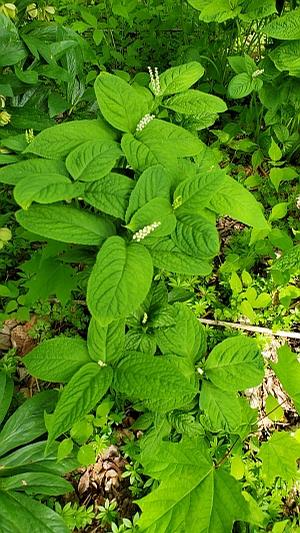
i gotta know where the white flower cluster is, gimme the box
[133,221,161,242]
[296,196,300,210]
[252,68,264,79]
[148,66,161,96]
[136,113,155,132]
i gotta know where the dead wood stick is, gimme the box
[198,318,300,340]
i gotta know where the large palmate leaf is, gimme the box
[271,345,300,413]
[14,175,81,210]
[205,336,264,391]
[114,353,197,412]
[45,363,112,447]
[0,491,69,533]
[87,236,153,324]
[24,337,91,383]
[94,72,149,132]
[155,303,206,362]
[0,391,57,457]
[126,165,172,223]
[270,41,300,77]
[150,238,212,276]
[87,318,125,364]
[262,8,300,40]
[158,62,204,96]
[0,159,68,186]
[83,173,134,219]
[172,214,219,259]
[164,90,227,116]
[16,205,115,245]
[200,382,257,436]
[24,120,115,159]
[138,438,249,532]
[66,140,122,182]
[258,432,300,485]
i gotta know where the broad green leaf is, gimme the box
[253,292,272,308]
[87,318,125,364]
[268,138,282,161]
[124,329,157,356]
[0,391,57,457]
[114,353,197,412]
[77,443,96,466]
[189,0,241,22]
[16,205,115,245]
[24,120,116,159]
[270,41,300,77]
[0,472,72,496]
[0,441,77,475]
[200,382,257,436]
[269,202,288,222]
[155,302,206,362]
[271,245,300,275]
[121,132,175,172]
[0,13,27,67]
[65,140,122,182]
[83,173,134,219]
[269,167,298,191]
[13,174,80,210]
[208,175,269,229]
[128,198,176,240]
[94,72,149,132]
[265,395,284,422]
[173,170,226,217]
[158,62,204,96]
[240,0,276,21]
[121,118,204,172]
[228,73,256,99]
[230,272,243,294]
[57,438,73,462]
[164,90,227,116]
[262,8,300,40]
[126,165,172,223]
[138,438,249,532]
[87,236,153,325]
[271,344,300,413]
[70,419,93,445]
[23,337,91,383]
[136,119,204,158]
[205,336,264,392]
[0,491,69,533]
[0,372,13,425]
[228,55,257,75]
[150,238,212,275]
[258,432,300,484]
[45,363,112,446]
[172,214,219,260]
[0,159,67,186]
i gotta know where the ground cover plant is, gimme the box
[0,1,299,532]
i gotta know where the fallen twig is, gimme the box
[199,318,300,340]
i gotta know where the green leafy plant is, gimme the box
[0,373,77,532]
[1,57,299,532]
